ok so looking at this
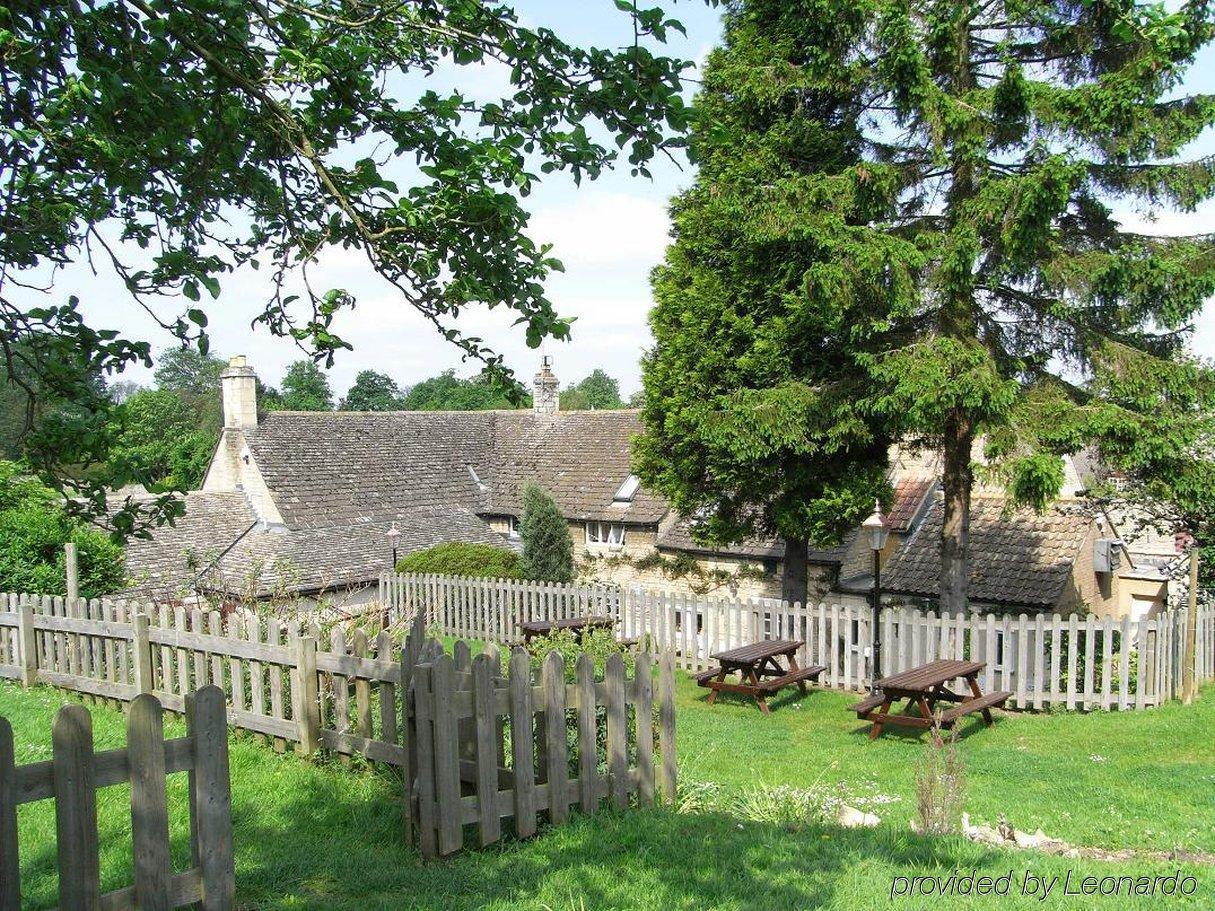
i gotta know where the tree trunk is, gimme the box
[782,536,809,606]
[940,408,973,615]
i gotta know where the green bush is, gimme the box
[527,627,637,681]
[520,482,573,582]
[0,461,125,596]
[395,541,523,579]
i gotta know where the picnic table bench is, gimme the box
[850,658,1011,739]
[696,639,826,715]
[520,615,617,645]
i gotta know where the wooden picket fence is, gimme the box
[0,593,406,767]
[0,687,234,911]
[0,592,680,862]
[404,628,677,858]
[382,572,1215,711]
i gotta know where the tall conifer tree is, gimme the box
[852,0,1215,611]
[636,0,904,603]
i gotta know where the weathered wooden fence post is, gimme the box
[17,601,37,687]
[659,651,677,804]
[133,614,154,696]
[53,705,101,910]
[509,647,536,839]
[294,636,320,756]
[1183,548,1200,705]
[188,686,236,910]
[64,542,79,608]
[0,717,19,911]
[128,694,171,910]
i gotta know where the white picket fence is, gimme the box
[381,572,1215,711]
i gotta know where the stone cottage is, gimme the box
[120,357,1182,619]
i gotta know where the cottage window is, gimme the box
[613,474,641,503]
[506,516,520,539]
[586,521,626,546]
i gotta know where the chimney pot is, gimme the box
[533,358,559,415]
[221,356,259,429]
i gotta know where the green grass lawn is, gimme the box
[3,678,1213,910]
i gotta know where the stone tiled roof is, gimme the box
[121,492,502,600]
[244,409,665,526]
[245,411,495,527]
[121,491,260,599]
[484,411,667,523]
[881,496,1094,608]
[655,517,853,565]
[886,478,936,532]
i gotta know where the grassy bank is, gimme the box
[3,680,1212,909]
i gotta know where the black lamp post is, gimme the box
[384,522,402,630]
[862,501,889,696]
[386,522,401,569]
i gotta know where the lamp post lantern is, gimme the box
[861,501,890,696]
[386,522,401,569]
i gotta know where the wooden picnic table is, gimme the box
[520,615,616,645]
[850,658,1011,739]
[695,639,826,715]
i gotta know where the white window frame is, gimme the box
[506,516,520,540]
[585,521,626,547]
[613,474,641,503]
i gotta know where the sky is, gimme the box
[17,1,1215,401]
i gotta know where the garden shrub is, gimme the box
[395,540,524,579]
[0,461,125,596]
[520,482,573,582]
[527,627,636,681]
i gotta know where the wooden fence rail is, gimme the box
[405,627,677,858]
[0,593,407,769]
[383,572,1215,711]
[0,687,235,911]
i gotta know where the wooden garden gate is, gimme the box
[0,686,235,910]
[405,633,677,858]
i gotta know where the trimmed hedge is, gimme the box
[395,541,524,579]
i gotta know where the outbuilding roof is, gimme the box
[881,497,1095,608]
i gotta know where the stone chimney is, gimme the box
[221,355,258,429]
[532,356,559,414]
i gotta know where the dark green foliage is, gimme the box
[560,369,625,410]
[395,541,523,580]
[856,0,1215,610]
[399,369,527,411]
[520,483,574,583]
[0,461,125,596]
[153,347,226,400]
[341,370,402,411]
[111,390,217,491]
[698,0,1215,610]
[636,0,896,601]
[0,337,108,460]
[278,361,333,412]
[1,1,693,534]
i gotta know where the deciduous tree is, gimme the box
[2,0,695,535]
[400,369,526,411]
[279,360,333,412]
[561,368,625,410]
[341,370,403,411]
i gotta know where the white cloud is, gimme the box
[528,191,670,268]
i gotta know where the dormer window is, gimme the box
[613,474,641,503]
